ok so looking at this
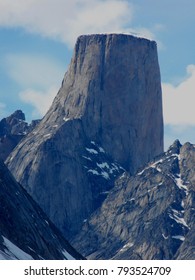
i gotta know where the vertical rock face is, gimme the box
[6,34,163,238]
[47,34,163,173]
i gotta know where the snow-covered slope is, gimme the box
[0,160,84,260]
[0,237,34,260]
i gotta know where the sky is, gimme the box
[0,0,194,150]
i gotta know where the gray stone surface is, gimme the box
[73,140,195,260]
[6,34,163,239]
[0,160,84,260]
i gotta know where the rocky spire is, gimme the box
[6,34,164,238]
[46,34,164,173]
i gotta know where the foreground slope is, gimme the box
[0,160,84,260]
[73,141,195,260]
[6,34,163,238]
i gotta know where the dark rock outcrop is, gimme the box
[0,110,40,161]
[73,141,195,260]
[6,34,163,239]
[0,159,84,260]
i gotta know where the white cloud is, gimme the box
[0,102,8,119]
[19,87,57,118]
[164,124,195,150]
[5,53,65,89]
[162,64,195,126]
[0,0,156,47]
[0,102,6,109]
[4,52,65,119]
[0,0,162,121]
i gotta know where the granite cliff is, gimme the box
[6,34,164,239]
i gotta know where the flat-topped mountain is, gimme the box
[6,34,163,239]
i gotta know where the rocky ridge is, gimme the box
[0,110,40,161]
[73,140,195,260]
[6,34,164,239]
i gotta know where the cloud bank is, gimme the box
[0,102,8,119]
[5,53,65,89]
[162,64,195,126]
[4,53,65,118]
[0,0,159,119]
[0,0,159,47]
[0,0,137,47]
[19,87,57,117]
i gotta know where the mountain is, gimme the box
[6,34,163,239]
[0,110,40,161]
[73,140,195,260]
[0,159,84,260]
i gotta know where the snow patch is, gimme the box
[99,147,105,153]
[85,148,98,154]
[82,156,92,161]
[169,209,189,228]
[88,169,100,176]
[174,176,188,193]
[138,153,180,176]
[100,191,109,195]
[97,162,110,169]
[172,235,185,241]
[62,250,75,260]
[148,186,158,192]
[119,241,134,252]
[162,233,169,240]
[63,117,70,122]
[120,172,126,179]
[101,171,110,180]
[0,237,33,260]
[43,133,51,138]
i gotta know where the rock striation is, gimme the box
[73,140,195,260]
[6,34,163,239]
[0,110,40,161]
[0,160,84,260]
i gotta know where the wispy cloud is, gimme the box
[19,87,57,118]
[3,53,65,119]
[162,64,195,126]
[164,124,195,150]
[0,102,8,119]
[5,53,65,89]
[0,0,156,47]
[0,0,160,120]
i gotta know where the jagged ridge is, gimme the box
[73,140,195,260]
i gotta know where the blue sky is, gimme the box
[0,0,194,149]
